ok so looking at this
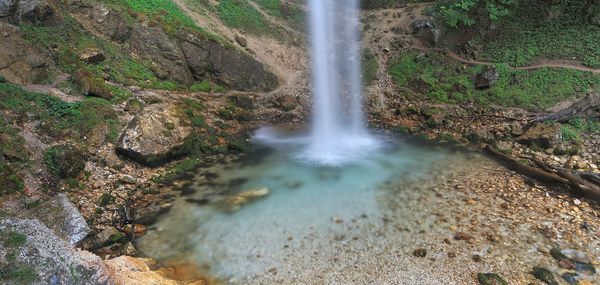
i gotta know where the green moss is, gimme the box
[388,51,600,110]
[43,145,87,179]
[98,193,115,207]
[218,0,282,37]
[20,15,181,92]
[0,83,119,142]
[0,265,38,285]
[2,231,26,247]
[477,0,600,68]
[189,80,226,93]
[561,125,582,144]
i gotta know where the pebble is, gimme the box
[121,175,136,184]
[413,248,427,257]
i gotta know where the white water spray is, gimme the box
[303,0,380,165]
[254,0,382,165]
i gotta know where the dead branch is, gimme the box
[484,144,600,202]
[483,145,568,184]
[529,93,600,125]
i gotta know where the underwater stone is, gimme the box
[477,273,508,285]
[532,266,559,285]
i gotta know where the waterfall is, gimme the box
[304,0,380,165]
[253,0,382,165]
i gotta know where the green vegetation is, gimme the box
[388,51,600,110]
[0,231,37,284]
[476,0,600,67]
[189,80,226,93]
[568,117,600,133]
[561,125,582,144]
[218,0,273,35]
[43,145,87,179]
[20,16,178,94]
[0,117,28,195]
[362,49,379,86]
[255,0,306,32]
[0,82,119,142]
[2,231,27,247]
[436,0,515,27]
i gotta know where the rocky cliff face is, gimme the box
[0,0,279,91]
[0,22,48,84]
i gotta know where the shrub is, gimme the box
[44,144,87,179]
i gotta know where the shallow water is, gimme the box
[137,135,473,281]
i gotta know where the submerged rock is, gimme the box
[561,272,578,285]
[532,266,559,285]
[116,103,192,167]
[477,273,508,285]
[224,187,270,211]
[412,248,427,257]
[0,218,110,284]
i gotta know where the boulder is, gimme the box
[71,1,130,42]
[116,103,193,167]
[0,22,49,84]
[0,218,110,285]
[32,194,91,246]
[517,123,562,149]
[0,0,57,25]
[410,19,435,34]
[178,31,278,91]
[235,34,248,47]
[410,19,441,47]
[272,93,298,111]
[105,256,207,285]
[129,24,194,85]
[224,187,269,211]
[79,48,106,64]
[475,67,499,89]
[422,28,441,47]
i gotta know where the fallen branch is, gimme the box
[483,145,568,184]
[528,93,600,125]
[484,145,600,202]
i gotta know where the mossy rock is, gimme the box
[532,267,558,285]
[477,273,508,285]
[44,144,87,179]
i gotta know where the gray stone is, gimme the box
[0,22,49,84]
[0,0,57,25]
[235,34,248,47]
[475,67,499,89]
[70,1,131,42]
[178,31,278,91]
[29,194,91,246]
[116,103,192,167]
[129,24,194,85]
[0,218,110,285]
[517,123,562,149]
